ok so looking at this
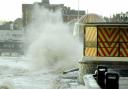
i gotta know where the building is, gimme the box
[0,29,24,56]
[0,22,14,30]
[0,30,24,56]
[77,14,128,84]
[0,20,24,56]
[22,0,85,27]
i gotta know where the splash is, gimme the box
[25,5,82,73]
[0,80,14,89]
[0,4,83,89]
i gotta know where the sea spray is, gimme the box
[0,4,83,89]
[25,5,82,73]
[0,80,14,89]
[24,5,83,89]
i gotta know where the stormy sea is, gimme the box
[0,5,84,89]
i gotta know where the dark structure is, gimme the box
[22,0,85,27]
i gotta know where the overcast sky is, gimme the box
[0,0,127,21]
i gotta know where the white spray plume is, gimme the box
[25,5,82,73]
[0,80,14,89]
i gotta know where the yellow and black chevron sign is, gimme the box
[98,42,119,47]
[86,27,97,42]
[98,47,119,57]
[120,27,128,42]
[98,27,119,42]
[120,43,128,57]
[85,48,97,56]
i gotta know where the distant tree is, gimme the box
[111,12,128,22]
[103,17,110,22]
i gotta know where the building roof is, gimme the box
[78,13,105,24]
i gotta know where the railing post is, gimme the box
[105,72,119,89]
[97,65,107,88]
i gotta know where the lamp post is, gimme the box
[78,0,80,19]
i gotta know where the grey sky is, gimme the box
[0,0,127,21]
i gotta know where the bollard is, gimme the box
[97,65,107,88]
[105,72,119,89]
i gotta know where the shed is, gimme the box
[75,13,128,57]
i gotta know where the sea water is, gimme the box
[0,5,84,89]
